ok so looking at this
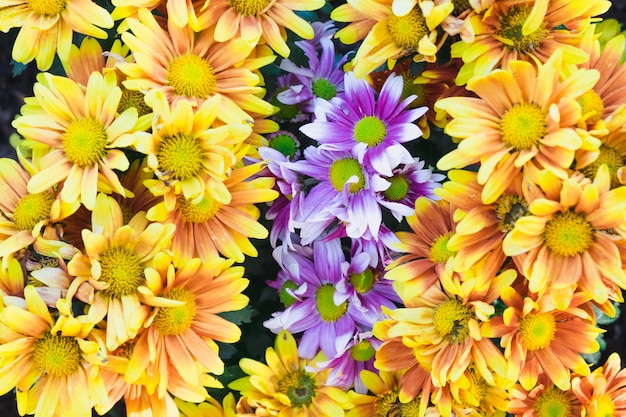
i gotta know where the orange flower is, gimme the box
[572,353,626,416]
[508,370,583,417]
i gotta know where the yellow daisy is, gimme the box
[146,162,277,264]
[111,0,206,31]
[229,330,353,416]
[117,8,274,120]
[66,193,176,351]
[12,71,145,211]
[572,352,626,417]
[0,286,108,417]
[436,51,601,204]
[199,0,326,57]
[176,394,239,417]
[0,0,113,70]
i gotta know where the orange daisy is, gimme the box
[508,371,583,417]
[572,352,626,417]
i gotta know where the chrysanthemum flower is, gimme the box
[198,0,326,57]
[301,72,425,177]
[572,352,626,417]
[111,0,205,31]
[67,194,176,350]
[508,371,583,417]
[482,287,602,391]
[118,8,274,120]
[502,166,626,308]
[0,286,108,417]
[436,51,601,204]
[125,255,249,397]
[450,0,611,85]
[176,393,239,417]
[229,330,353,416]
[13,71,145,211]
[332,1,454,78]
[0,0,113,70]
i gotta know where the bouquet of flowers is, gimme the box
[0,0,625,416]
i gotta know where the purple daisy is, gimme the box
[300,72,427,177]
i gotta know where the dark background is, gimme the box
[0,3,625,415]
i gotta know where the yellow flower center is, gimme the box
[578,90,604,125]
[543,211,594,257]
[500,103,548,151]
[404,78,428,108]
[387,7,429,51]
[179,195,221,224]
[580,144,623,189]
[32,332,81,377]
[157,133,205,181]
[350,340,376,361]
[349,268,376,293]
[62,117,109,168]
[167,53,217,99]
[277,369,317,408]
[311,78,337,100]
[498,5,549,53]
[26,0,67,17]
[279,279,299,307]
[432,298,472,344]
[375,391,399,416]
[495,194,528,232]
[113,340,136,359]
[99,246,145,298]
[118,87,152,117]
[13,192,55,231]
[153,288,197,336]
[120,203,135,225]
[594,394,616,417]
[429,232,456,263]
[533,386,572,417]
[383,174,410,201]
[518,312,556,351]
[354,116,387,147]
[269,132,299,159]
[316,284,348,322]
[230,0,272,16]
[328,158,366,193]
[399,398,422,417]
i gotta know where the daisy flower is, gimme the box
[0,286,108,417]
[198,0,326,57]
[147,162,278,264]
[573,353,626,416]
[508,371,583,417]
[118,8,274,120]
[502,166,626,308]
[301,72,426,177]
[67,193,176,350]
[0,0,113,70]
[229,330,353,416]
[12,71,144,211]
[111,0,205,31]
[176,394,239,417]
[436,51,602,204]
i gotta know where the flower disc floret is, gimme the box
[269,132,299,159]
[153,288,197,336]
[432,298,472,344]
[353,116,387,147]
[543,211,594,257]
[580,144,623,187]
[498,5,549,53]
[383,174,410,201]
[350,340,376,361]
[316,284,348,322]
[13,192,54,231]
[311,78,338,100]
[387,7,429,51]
[533,386,573,417]
[32,332,81,377]
[500,102,548,151]
[279,279,299,307]
[329,158,366,193]
[350,269,375,293]
[230,0,272,16]
[178,196,221,224]
[118,88,151,117]
[62,117,109,168]
[495,194,529,232]
[99,246,144,298]
[518,312,556,351]
[167,53,217,99]
[429,232,456,263]
[578,90,604,124]
[26,0,67,17]
[157,133,205,180]
[277,369,317,407]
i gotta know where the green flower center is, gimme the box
[277,369,317,408]
[500,102,548,151]
[580,144,623,188]
[404,78,428,108]
[311,78,337,100]
[354,116,387,147]
[316,284,348,322]
[498,5,549,53]
[269,132,299,159]
[383,174,410,201]
[178,196,221,224]
[13,192,55,231]
[543,211,594,257]
[387,7,429,51]
[495,194,528,232]
[578,90,604,125]
[350,340,376,361]
[118,87,151,117]
[432,298,472,344]
[167,53,217,99]
[230,0,272,16]
[595,394,616,417]
[99,246,145,299]
[533,386,572,417]
[156,133,205,181]
[271,88,300,122]
[279,279,299,307]
[328,158,366,193]
[153,288,197,336]
[26,0,67,17]
[429,232,456,263]
[32,332,81,377]
[62,117,109,168]
[349,268,375,293]
[518,312,556,351]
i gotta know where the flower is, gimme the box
[0,0,113,70]
[176,394,239,417]
[229,330,353,416]
[572,353,626,417]
[508,371,583,417]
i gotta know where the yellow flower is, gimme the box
[0,0,113,70]
[176,393,239,417]
[436,51,601,204]
[12,71,145,211]
[229,330,353,416]
[508,370,583,417]
[111,0,204,31]
[572,353,626,417]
